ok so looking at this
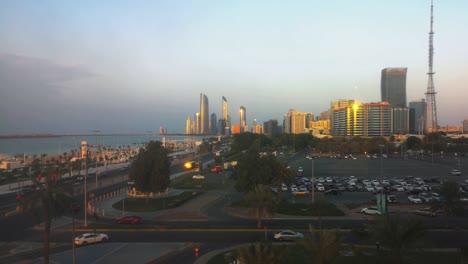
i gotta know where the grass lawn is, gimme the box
[170,173,230,190]
[231,199,344,216]
[207,244,462,264]
[111,191,203,212]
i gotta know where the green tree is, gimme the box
[406,136,422,150]
[129,141,171,196]
[236,241,289,264]
[23,171,72,264]
[245,184,277,228]
[369,213,427,264]
[433,181,463,216]
[301,225,342,264]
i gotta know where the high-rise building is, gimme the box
[409,99,426,134]
[239,106,246,131]
[392,108,409,135]
[222,96,228,121]
[381,68,408,108]
[210,113,217,134]
[463,120,468,134]
[194,113,200,134]
[332,102,392,137]
[185,116,192,134]
[330,99,355,134]
[263,119,280,135]
[284,109,313,134]
[200,93,209,134]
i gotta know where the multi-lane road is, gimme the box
[1,151,467,263]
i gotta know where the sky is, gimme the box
[1,0,467,134]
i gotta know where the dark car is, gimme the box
[324,189,342,195]
[117,215,142,224]
[408,189,423,195]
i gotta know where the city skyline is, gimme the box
[1,1,467,134]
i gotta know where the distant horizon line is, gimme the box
[0,133,208,139]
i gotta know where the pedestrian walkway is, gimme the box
[0,163,129,195]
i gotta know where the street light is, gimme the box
[311,158,315,204]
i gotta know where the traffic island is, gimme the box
[112,191,203,212]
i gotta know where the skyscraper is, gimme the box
[392,108,409,135]
[210,113,217,134]
[185,116,192,134]
[409,99,426,134]
[222,96,228,121]
[239,106,246,131]
[381,68,408,108]
[200,93,209,134]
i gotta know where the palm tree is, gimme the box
[369,213,427,264]
[245,184,277,228]
[23,171,72,264]
[301,225,342,264]
[236,241,289,264]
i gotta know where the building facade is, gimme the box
[464,120,468,133]
[392,108,409,135]
[239,106,246,132]
[263,119,280,135]
[409,99,426,134]
[381,67,407,108]
[200,93,209,134]
[332,102,392,137]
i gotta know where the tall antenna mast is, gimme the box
[425,0,438,133]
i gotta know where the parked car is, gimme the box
[274,230,304,241]
[387,195,397,203]
[74,233,109,246]
[408,195,422,204]
[360,207,382,215]
[291,185,298,192]
[117,215,142,224]
[271,185,278,193]
[450,169,462,176]
[315,183,325,192]
[292,190,309,196]
[415,207,436,217]
[281,184,288,192]
[192,175,205,180]
[365,186,375,192]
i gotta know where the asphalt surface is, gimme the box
[1,152,468,263]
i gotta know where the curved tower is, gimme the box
[200,93,209,134]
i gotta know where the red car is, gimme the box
[117,215,142,224]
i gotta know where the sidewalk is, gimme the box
[0,162,129,195]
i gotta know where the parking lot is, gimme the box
[277,155,468,207]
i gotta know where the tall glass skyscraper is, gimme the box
[239,106,246,130]
[381,68,407,108]
[200,93,209,134]
[409,99,426,134]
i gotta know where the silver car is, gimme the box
[274,230,304,241]
[74,233,109,246]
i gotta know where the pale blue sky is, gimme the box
[1,0,467,134]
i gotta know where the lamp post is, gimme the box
[83,153,88,228]
[311,158,315,204]
[379,144,384,179]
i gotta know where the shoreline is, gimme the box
[0,133,214,139]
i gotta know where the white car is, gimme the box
[394,185,405,192]
[271,185,278,193]
[365,186,375,192]
[281,184,288,192]
[297,167,304,173]
[360,207,382,215]
[290,185,298,192]
[408,195,422,204]
[274,230,304,241]
[315,183,325,191]
[362,180,371,186]
[74,233,109,246]
[325,177,333,183]
[371,180,380,186]
[192,175,205,180]
[465,179,468,184]
[451,169,462,176]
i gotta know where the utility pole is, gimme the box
[311,158,315,204]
